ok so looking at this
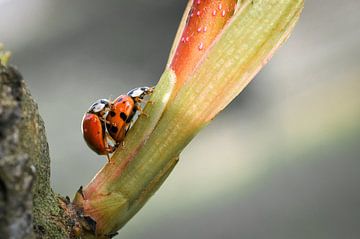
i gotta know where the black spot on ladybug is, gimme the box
[120,112,127,121]
[110,126,118,134]
[126,113,134,123]
[109,111,116,117]
[117,97,123,102]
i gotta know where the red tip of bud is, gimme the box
[170,0,236,89]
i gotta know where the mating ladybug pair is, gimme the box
[81,86,153,161]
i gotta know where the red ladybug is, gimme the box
[81,87,153,161]
[106,87,154,143]
[81,99,114,161]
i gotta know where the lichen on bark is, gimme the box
[0,64,71,238]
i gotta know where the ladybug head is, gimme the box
[127,86,154,99]
[88,99,110,114]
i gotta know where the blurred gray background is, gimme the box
[1,0,360,238]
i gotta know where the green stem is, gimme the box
[73,69,177,235]
[73,0,304,237]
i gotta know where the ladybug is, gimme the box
[81,87,153,161]
[106,86,154,143]
[81,99,114,161]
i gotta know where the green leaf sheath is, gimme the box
[74,0,304,236]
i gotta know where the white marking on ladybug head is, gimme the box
[127,88,144,98]
[88,99,110,113]
[127,86,154,99]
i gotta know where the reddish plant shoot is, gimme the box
[170,0,237,89]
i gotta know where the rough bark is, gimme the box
[0,64,71,238]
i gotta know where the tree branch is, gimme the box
[0,64,71,238]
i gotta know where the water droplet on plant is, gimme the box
[186,36,190,42]
[198,42,204,50]
[203,26,207,32]
[196,0,201,4]
[197,27,202,32]
[212,10,217,16]
[197,10,201,16]
[218,3,222,10]
[221,10,226,17]
[181,37,185,43]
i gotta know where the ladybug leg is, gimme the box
[105,131,116,144]
[112,141,125,150]
[141,98,154,105]
[105,146,116,163]
[105,153,111,163]
[104,134,116,163]
[119,141,126,149]
[135,104,149,118]
[134,97,154,105]
[99,117,111,125]
[117,125,133,149]
[133,97,143,104]
[105,144,115,153]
